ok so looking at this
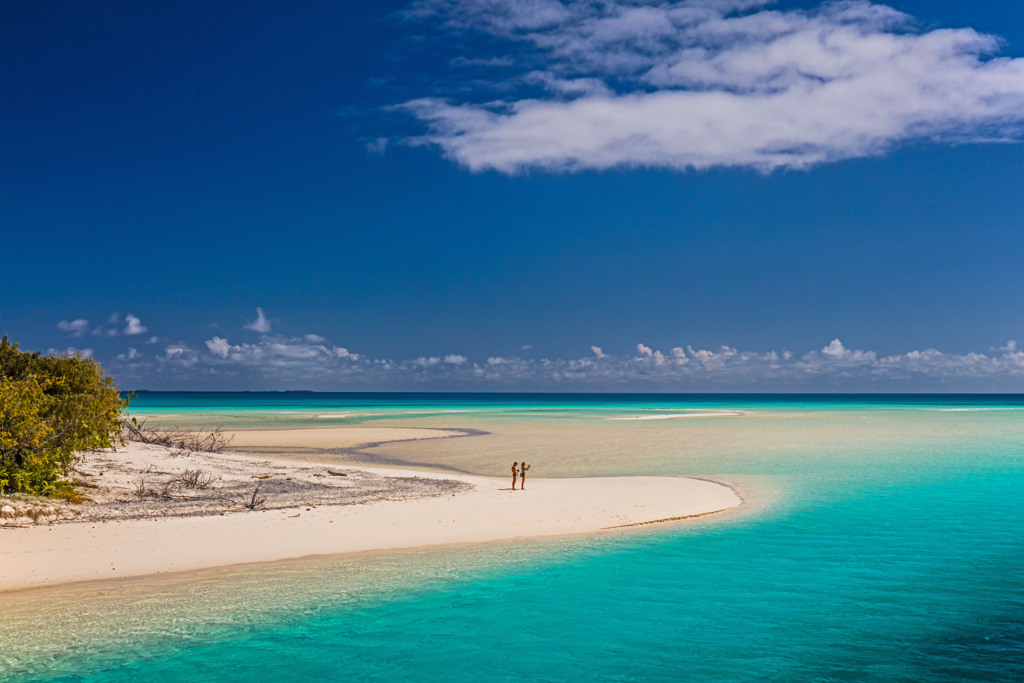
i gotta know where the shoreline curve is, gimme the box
[0,444,741,593]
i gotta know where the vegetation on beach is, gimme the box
[0,336,126,495]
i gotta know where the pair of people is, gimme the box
[511,461,531,490]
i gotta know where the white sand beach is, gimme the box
[0,429,741,592]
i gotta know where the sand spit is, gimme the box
[1,433,741,592]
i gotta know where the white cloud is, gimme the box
[1001,340,1017,352]
[243,308,272,334]
[66,312,149,337]
[685,344,739,369]
[818,338,877,362]
[206,336,232,359]
[103,330,1024,391]
[334,346,359,360]
[124,314,148,336]
[267,343,323,359]
[670,347,689,365]
[821,338,848,359]
[305,334,326,343]
[399,0,1024,173]
[116,347,141,362]
[57,318,90,337]
[49,346,93,359]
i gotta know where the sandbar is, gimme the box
[0,435,741,592]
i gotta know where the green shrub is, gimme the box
[0,336,127,495]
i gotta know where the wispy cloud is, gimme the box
[396,0,1024,172]
[57,318,90,337]
[243,308,272,334]
[58,313,149,338]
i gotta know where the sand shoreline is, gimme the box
[0,428,742,593]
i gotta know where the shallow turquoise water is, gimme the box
[6,394,1024,681]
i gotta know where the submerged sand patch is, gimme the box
[225,426,466,449]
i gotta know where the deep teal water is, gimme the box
[7,394,1024,682]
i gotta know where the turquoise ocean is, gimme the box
[4,393,1024,682]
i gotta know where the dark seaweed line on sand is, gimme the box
[338,427,489,475]
[602,507,735,529]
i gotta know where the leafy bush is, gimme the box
[0,336,127,495]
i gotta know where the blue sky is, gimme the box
[3,0,1024,391]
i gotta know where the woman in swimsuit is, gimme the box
[511,462,519,490]
[519,462,530,489]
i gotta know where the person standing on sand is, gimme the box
[519,462,530,489]
[511,462,519,490]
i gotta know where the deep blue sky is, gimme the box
[2,0,1024,391]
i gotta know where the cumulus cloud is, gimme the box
[206,336,232,359]
[244,308,272,334]
[100,325,1024,391]
[57,319,90,337]
[398,0,1024,173]
[124,314,148,336]
[334,346,358,359]
[819,338,876,362]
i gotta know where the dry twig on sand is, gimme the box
[121,418,233,454]
[174,468,217,490]
[242,482,266,510]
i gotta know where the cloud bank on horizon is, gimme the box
[395,0,1024,172]
[52,308,1024,391]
